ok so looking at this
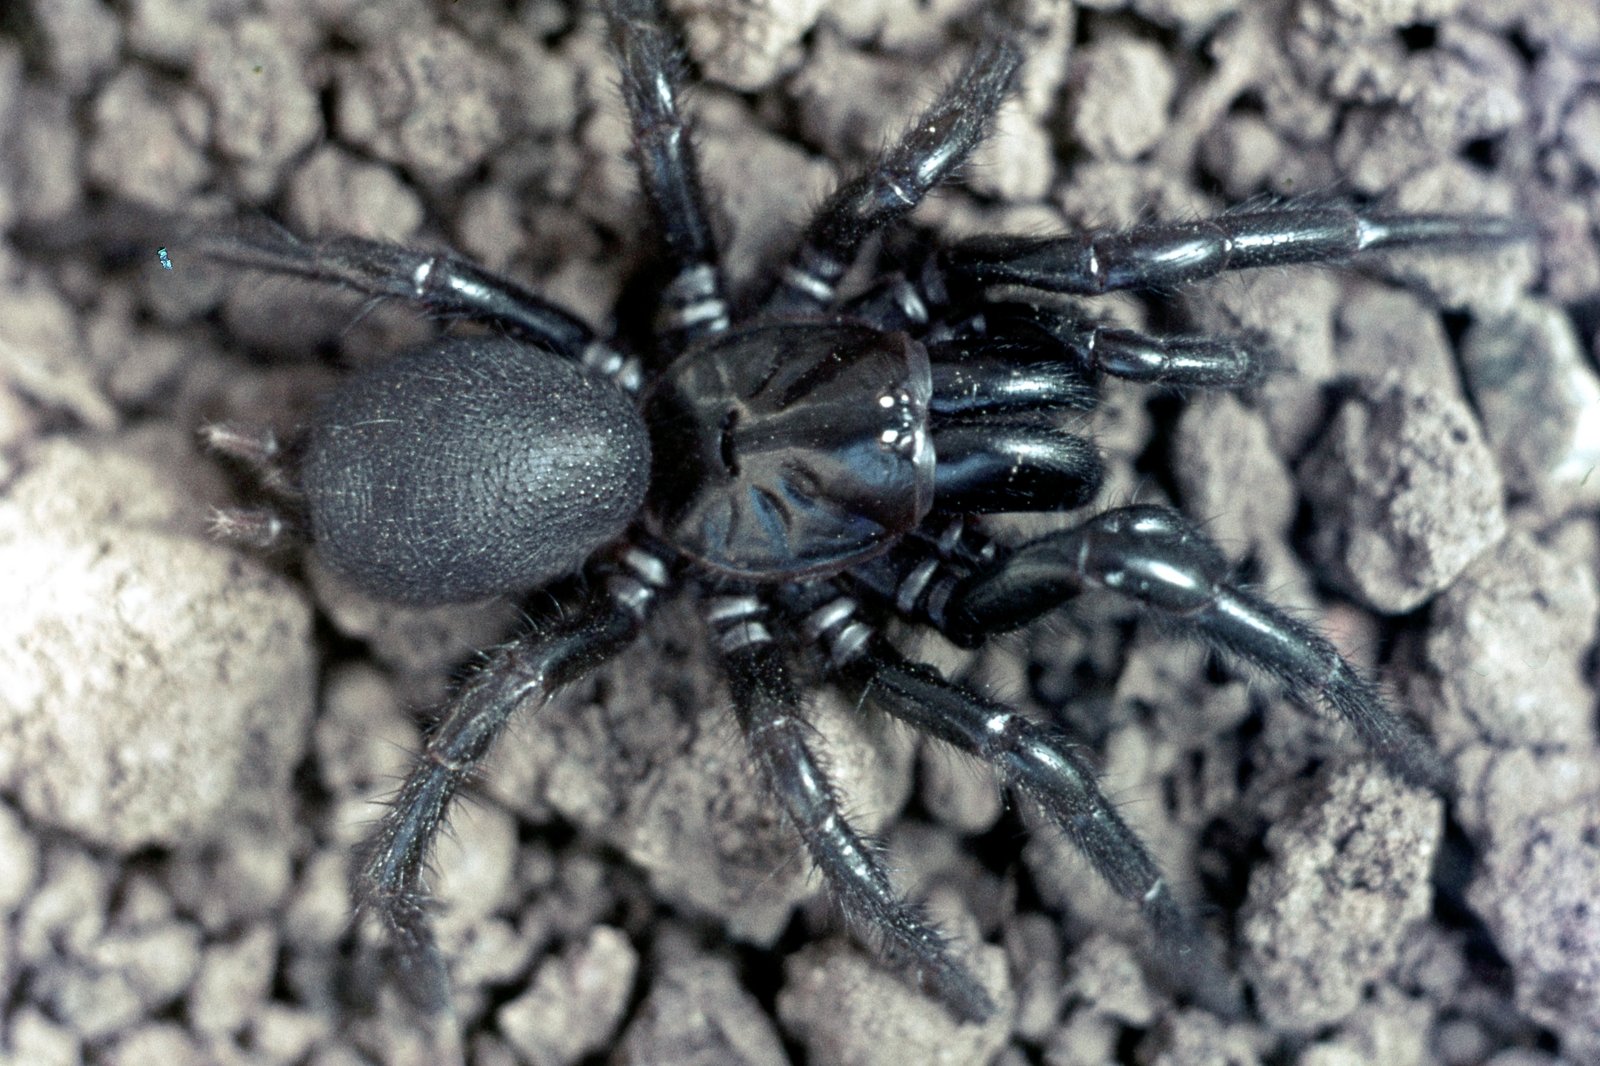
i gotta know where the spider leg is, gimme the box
[922,348,1107,515]
[351,555,661,1017]
[763,34,1022,314]
[195,228,641,384]
[706,594,996,1022]
[924,505,1448,791]
[847,262,1270,389]
[932,301,1268,389]
[602,0,731,345]
[939,205,1528,296]
[778,582,1239,1014]
[857,635,1185,918]
[927,357,1098,416]
[931,421,1104,515]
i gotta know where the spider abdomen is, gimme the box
[302,336,650,604]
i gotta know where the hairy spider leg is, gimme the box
[763,32,1023,314]
[851,627,1222,941]
[350,555,664,1020]
[196,228,642,388]
[941,206,1528,296]
[603,0,731,345]
[773,578,1240,1017]
[919,505,1450,792]
[707,594,997,1022]
[840,638,1239,995]
[861,636,1182,919]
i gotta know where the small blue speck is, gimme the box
[157,246,172,270]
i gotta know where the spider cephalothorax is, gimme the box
[202,0,1523,1039]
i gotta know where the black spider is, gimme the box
[200,0,1520,1038]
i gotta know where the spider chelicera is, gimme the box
[201,0,1521,1033]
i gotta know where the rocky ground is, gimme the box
[1,0,1598,1064]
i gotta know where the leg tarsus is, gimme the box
[351,589,645,1016]
[719,635,995,1022]
[1359,212,1532,250]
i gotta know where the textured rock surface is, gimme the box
[1240,763,1444,1031]
[1300,374,1506,613]
[0,436,314,849]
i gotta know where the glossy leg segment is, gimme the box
[928,358,1098,416]
[943,505,1447,790]
[714,607,994,1021]
[923,346,1107,515]
[940,302,1267,389]
[1079,324,1264,387]
[197,229,604,361]
[601,0,730,342]
[765,36,1022,313]
[844,639,1190,942]
[942,207,1528,296]
[351,582,647,1016]
[931,422,1103,514]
